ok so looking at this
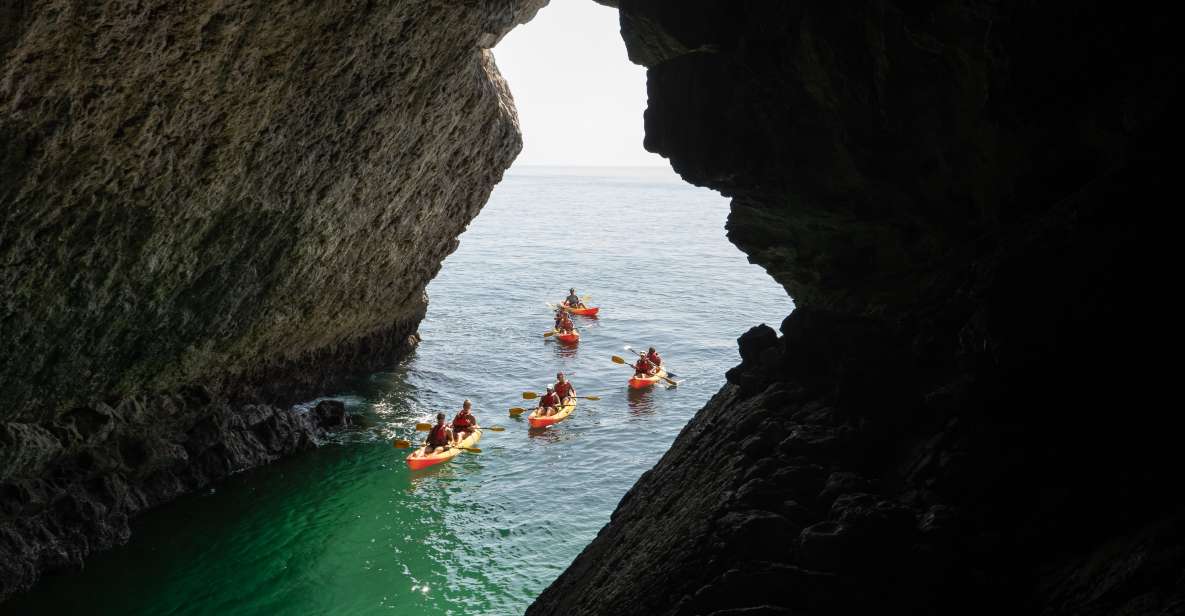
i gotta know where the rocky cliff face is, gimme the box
[0,0,543,599]
[531,2,1179,614]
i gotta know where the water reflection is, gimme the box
[551,342,579,359]
[626,387,657,417]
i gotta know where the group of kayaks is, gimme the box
[546,300,598,344]
[402,295,675,470]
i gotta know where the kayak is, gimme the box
[629,368,668,389]
[528,399,576,428]
[562,305,600,316]
[405,428,482,470]
[553,329,580,344]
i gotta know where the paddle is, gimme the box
[509,405,565,418]
[624,346,679,378]
[390,439,481,453]
[611,355,678,386]
[521,391,600,401]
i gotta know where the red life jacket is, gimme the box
[452,412,474,431]
[647,351,662,366]
[541,392,560,407]
[428,424,449,446]
[635,358,654,374]
[555,381,573,398]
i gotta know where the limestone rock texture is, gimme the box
[530,2,1179,615]
[1,0,544,600]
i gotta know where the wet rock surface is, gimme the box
[1,0,544,600]
[530,2,1179,614]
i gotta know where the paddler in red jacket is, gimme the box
[536,385,562,417]
[451,400,478,443]
[554,372,576,403]
[645,347,663,369]
[422,413,453,455]
[634,355,656,377]
[554,310,575,333]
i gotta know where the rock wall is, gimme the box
[0,0,544,600]
[531,2,1179,614]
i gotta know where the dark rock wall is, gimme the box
[531,2,1179,614]
[1,0,544,599]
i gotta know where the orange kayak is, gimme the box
[562,305,600,316]
[629,368,667,389]
[405,428,482,470]
[528,400,576,428]
[554,329,580,344]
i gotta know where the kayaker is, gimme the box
[634,354,657,377]
[554,311,575,333]
[422,413,453,455]
[563,288,584,309]
[536,385,562,417]
[451,400,478,443]
[554,372,576,403]
[645,347,663,368]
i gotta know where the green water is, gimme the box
[4,166,792,615]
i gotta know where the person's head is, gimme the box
[569,288,575,294]
[436,412,446,424]
[546,385,554,392]
[648,347,656,354]
[462,399,472,411]
[556,372,566,382]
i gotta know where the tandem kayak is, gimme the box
[629,368,668,389]
[553,329,580,344]
[528,399,576,429]
[562,305,600,316]
[405,428,482,470]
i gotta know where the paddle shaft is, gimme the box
[625,346,678,378]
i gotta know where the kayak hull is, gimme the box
[554,329,580,344]
[562,305,599,316]
[528,400,576,429]
[406,428,482,470]
[629,368,668,389]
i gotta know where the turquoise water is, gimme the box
[3,166,792,615]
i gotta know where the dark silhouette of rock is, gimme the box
[528,2,1180,615]
[0,0,545,600]
[312,400,350,429]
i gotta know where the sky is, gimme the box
[494,0,666,167]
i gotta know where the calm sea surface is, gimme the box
[4,166,792,615]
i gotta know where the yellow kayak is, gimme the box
[406,428,482,470]
[528,399,576,428]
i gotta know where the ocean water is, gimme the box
[3,166,792,615]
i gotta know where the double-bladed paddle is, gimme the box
[415,422,505,432]
[624,346,679,378]
[611,355,679,386]
[521,391,599,401]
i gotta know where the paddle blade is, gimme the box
[485,426,506,432]
[584,395,600,401]
[611,355,627,364]
[543,331,555,337]
[415,422,432,431]
[509,407,527,417]
[460,447,481,454]
[522,391,539,399]
[392,439,413,449]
